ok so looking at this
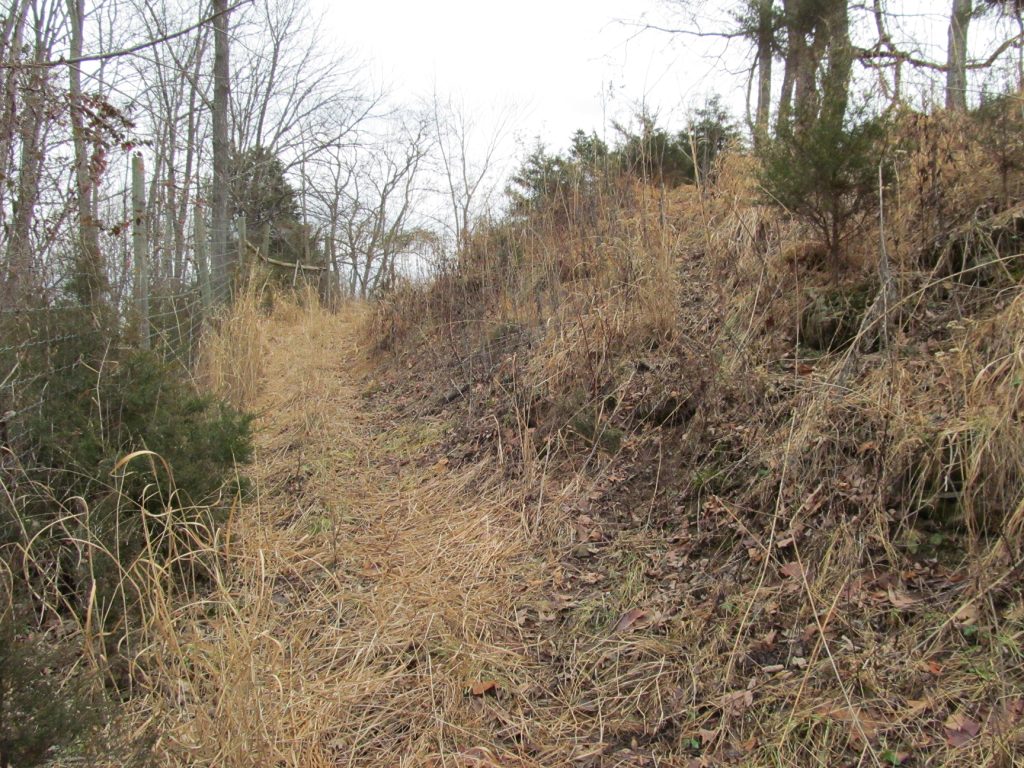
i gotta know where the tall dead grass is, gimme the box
[0,447,230,763]
[28,106,1019,767]
[196,283,270,409]
[128,298,578,766]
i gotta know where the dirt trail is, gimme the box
[162,304,568,767]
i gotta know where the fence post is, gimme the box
[132,153,150,350]
[195,202,212,319]
[236,213,247,291]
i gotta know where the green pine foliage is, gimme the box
[26,347,252,507]
[758,110,890,269]
[2,305,252,512]
[227,145,319,267]
[507,98,738,212]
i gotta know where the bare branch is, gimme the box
[0,0,253,69]
[856,30,1024,72]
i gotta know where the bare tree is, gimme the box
[331,116,430,297]
[0,0,32,255]
[643,2,774,143]
[229,0,376,162]
[431,96,509,257]
[858,1,1023,111]
[4,0,67,302]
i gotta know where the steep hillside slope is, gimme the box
[364,111,1024,766]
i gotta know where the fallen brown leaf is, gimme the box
[953,602,980,626]
[750,629,777,653]
[720,689,754,714]
[988,697,1024,737]
[944,712,981,747]
[817,702,884,744]
[698,727,719,745]
[613,607,651,634]
[780,561,804,580]
[906,697,932,716]
[887,587,917,610]
[469,680,499,696]
[461,746,500,766]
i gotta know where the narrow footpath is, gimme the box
[161,304,577,767]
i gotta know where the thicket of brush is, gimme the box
[0,301,253,765]
[367,98,1024,763]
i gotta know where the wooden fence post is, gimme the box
[132,153,150,350]
[195,202,212,319]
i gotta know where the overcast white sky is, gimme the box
[319,0,738,154]
[317,1,1018,158]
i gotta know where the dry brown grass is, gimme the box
[7,110,1023,768]
[196,283,271,409]
[35,107,1014,767]
[130,299,566,766]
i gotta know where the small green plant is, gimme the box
[759,110,890,271]
[0,607,106,767]
[880,747,906,766]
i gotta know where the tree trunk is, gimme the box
[794,16,826,129]
[819,0,852,129]
[67,0,105,305]
[946,0,972,112]
[0,0,30,234]
[211,0,232,300]
[776,0,851,133]
[776,0,804,131]
[754,0,774,147]
[178,33,205,285]
[5,56,46,302]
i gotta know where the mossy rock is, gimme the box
[799,281,876,352]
